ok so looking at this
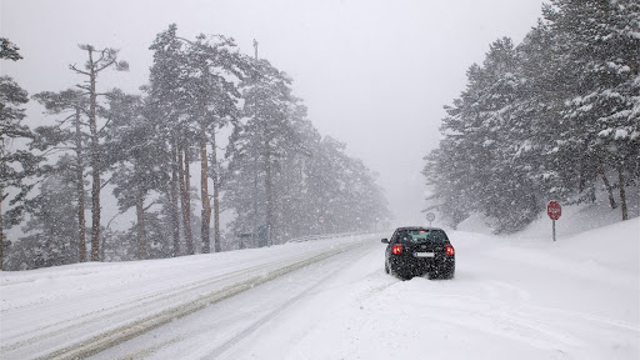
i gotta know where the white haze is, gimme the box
[0,0,543,224]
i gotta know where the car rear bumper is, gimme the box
[389,255,455,276]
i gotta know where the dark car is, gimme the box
[382,227,455,280]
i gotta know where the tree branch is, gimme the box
[69,64,90,76]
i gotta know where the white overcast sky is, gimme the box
[1,0,543,226]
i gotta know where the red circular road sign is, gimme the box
[547,201,562,220]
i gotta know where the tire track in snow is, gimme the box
[4,261,275,344]
[17,241,368,360]
[116,241,375,360]
[2,258,289,359]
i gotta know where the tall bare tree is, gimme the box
[69,45,128,261]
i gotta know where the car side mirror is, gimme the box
[381,238,389,244]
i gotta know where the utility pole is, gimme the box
[252,38,259,247]
[253,39,259,60]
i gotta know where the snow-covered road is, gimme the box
[0,235,371,360]
[1,218,639,360]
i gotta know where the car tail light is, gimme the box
[445,244,455,256]
[392,243,403,255]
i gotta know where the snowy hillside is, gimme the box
[1,209,638,359]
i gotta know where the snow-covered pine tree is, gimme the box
[32,89,90,261]
[15,156,82,269]
[425,1,639,231]
[105,90,171,260]
[224,58,300,246]
[544,0,640,220]
[467,38,542,232]
[147,24,192,256]
[428,38,541,233]
[515,21,587,207]
[297,134,390,236]
[182,33,249,253]
[0,38,42,269]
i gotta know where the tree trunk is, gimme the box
[170,140,181,257]
[0,185,4,270]
[179,143,194,254]
[135,183,146,260]
[211,132,221,253]
[598,162,617,210]
[88,54,101,262]
[200,123,211,254]
[618,167,628,221]
[75,108,87,262]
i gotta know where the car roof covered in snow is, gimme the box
[395,226,445,232]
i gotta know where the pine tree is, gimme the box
[425,1,639,231]
[544,0,640,220]
[225,59,305,245]
[16,156,83,269]
[0,38,42,269]
[32,89,90,261]
[427,38,542,232]
[105,90,171,260]
[182,33,249,253]
[69,44,128,260]
[147,25,193,256]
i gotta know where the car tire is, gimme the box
[442,269,455,279]
[384,261,390,274]
[429,264,454,280]
[441,264,455,279]
[396,270,411,281]
[388,263,408,280]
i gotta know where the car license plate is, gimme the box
[414,252,435,258]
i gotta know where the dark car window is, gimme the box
[398,230,448,243]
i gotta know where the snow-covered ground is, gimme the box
[1,207,638,359]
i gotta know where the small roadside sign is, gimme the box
[547,201,562,221]
[547,201,562,241]
[426,212,435,227]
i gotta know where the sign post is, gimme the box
[426,212,436,227]
[546,201,562,241]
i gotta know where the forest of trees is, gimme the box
[424,0,639,233]
[0,25,390,270]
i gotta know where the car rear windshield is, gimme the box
[399,230,448,243]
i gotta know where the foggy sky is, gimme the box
[1,0,543,226]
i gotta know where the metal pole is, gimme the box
[253,146,258,247]
[553,220,556,242]
[253,39,259,60]
[252,38,259,247]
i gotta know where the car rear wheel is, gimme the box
[441,268,455,279]
[430,264,455,280]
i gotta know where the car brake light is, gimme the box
[392,244,403,255]
[445,244,455,256]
